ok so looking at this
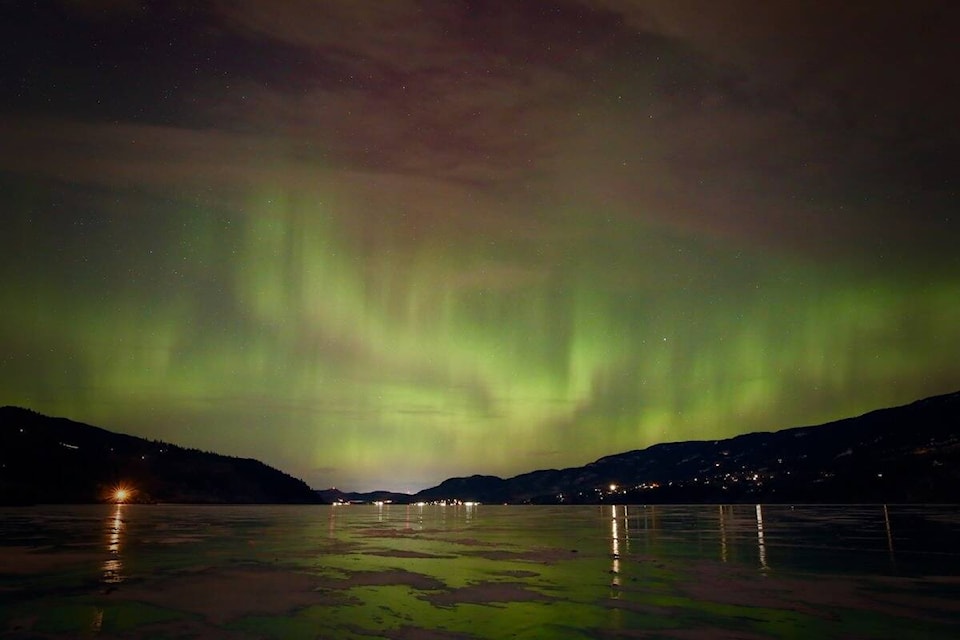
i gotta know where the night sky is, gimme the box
[1,1,958,492]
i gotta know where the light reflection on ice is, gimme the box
[719,504,729,562]
[756,503,769,571]
[610,505,621,589]
[102,504,124,584]
[90,608,103,634]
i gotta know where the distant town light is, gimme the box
[113,487,131,504]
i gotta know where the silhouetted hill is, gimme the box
[0,407,323,505]
[413,390,960,504]
[315,488,414,504]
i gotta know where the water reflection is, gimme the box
[622,505,630,554]
[610,505,620,589]
[328,505,338,536]
[103,504,124,584]
[91,608,103,634]
[883,504,896,568]
[719,505,729,563]
[756,504,769,571]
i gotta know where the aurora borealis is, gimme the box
[1,2,958,492]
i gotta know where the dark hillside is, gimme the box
[0,407,322,505]
[414,390,960,504]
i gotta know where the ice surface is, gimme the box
[1,504,959,638]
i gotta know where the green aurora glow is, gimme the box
[1,2,958,491]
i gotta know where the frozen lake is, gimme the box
[2,504,959,638]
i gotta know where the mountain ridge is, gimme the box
[405,390,960,504]
[0,406,323,505]
[5,389,959,506]
[319,390,959,504]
